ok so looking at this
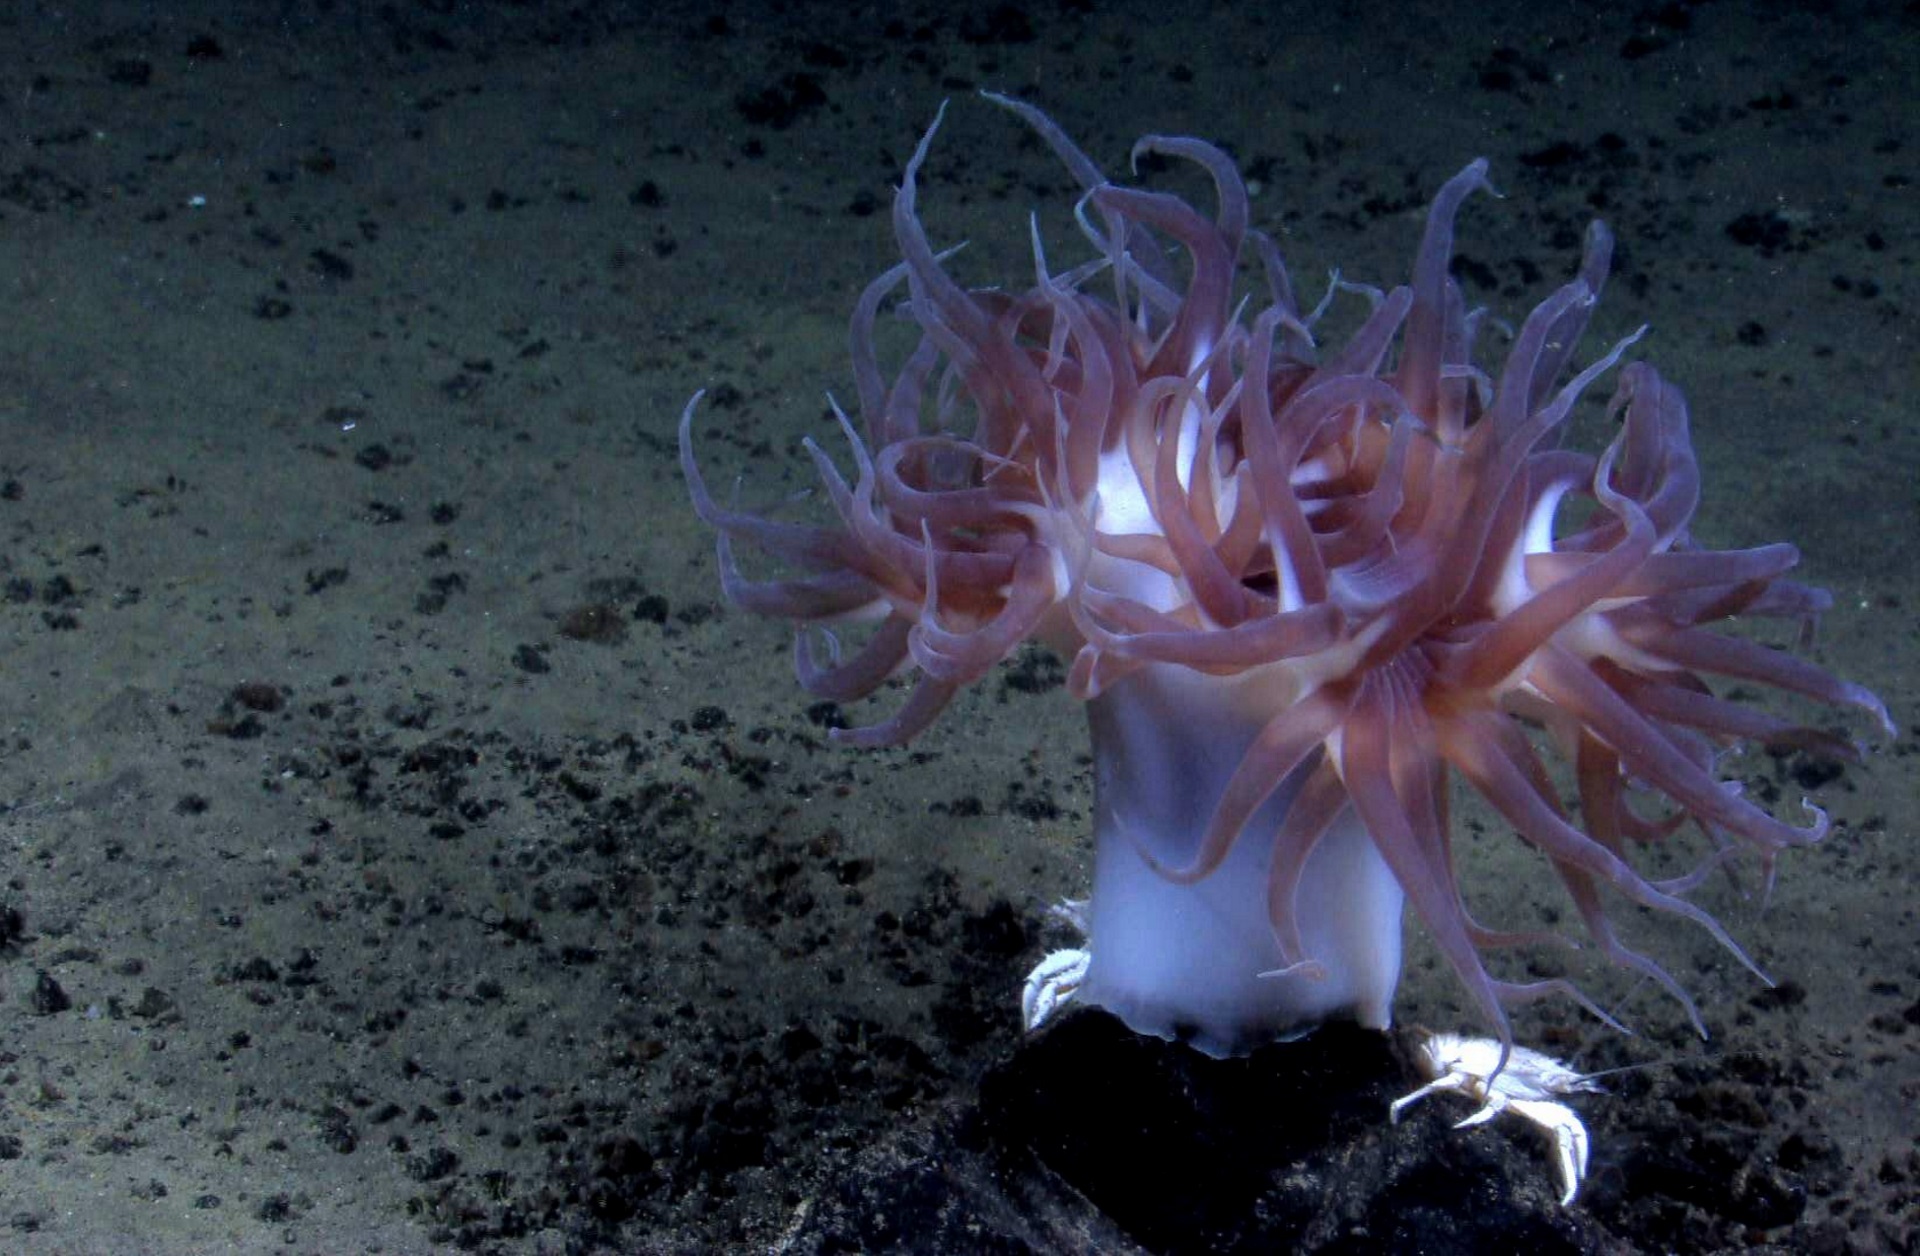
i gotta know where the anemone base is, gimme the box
[1077,666,1405,1058]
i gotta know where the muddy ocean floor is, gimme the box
[0,2,1914,1252]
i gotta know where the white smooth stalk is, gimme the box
[1077,663,1405,1058]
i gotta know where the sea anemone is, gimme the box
[679,95,1889,1059]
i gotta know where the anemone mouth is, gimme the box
[680,95,1889,1044]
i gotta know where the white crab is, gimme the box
[1391,1032,1605,1206]
[1020,899,1090,1033]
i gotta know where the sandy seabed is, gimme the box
[0,2,1913,1252]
